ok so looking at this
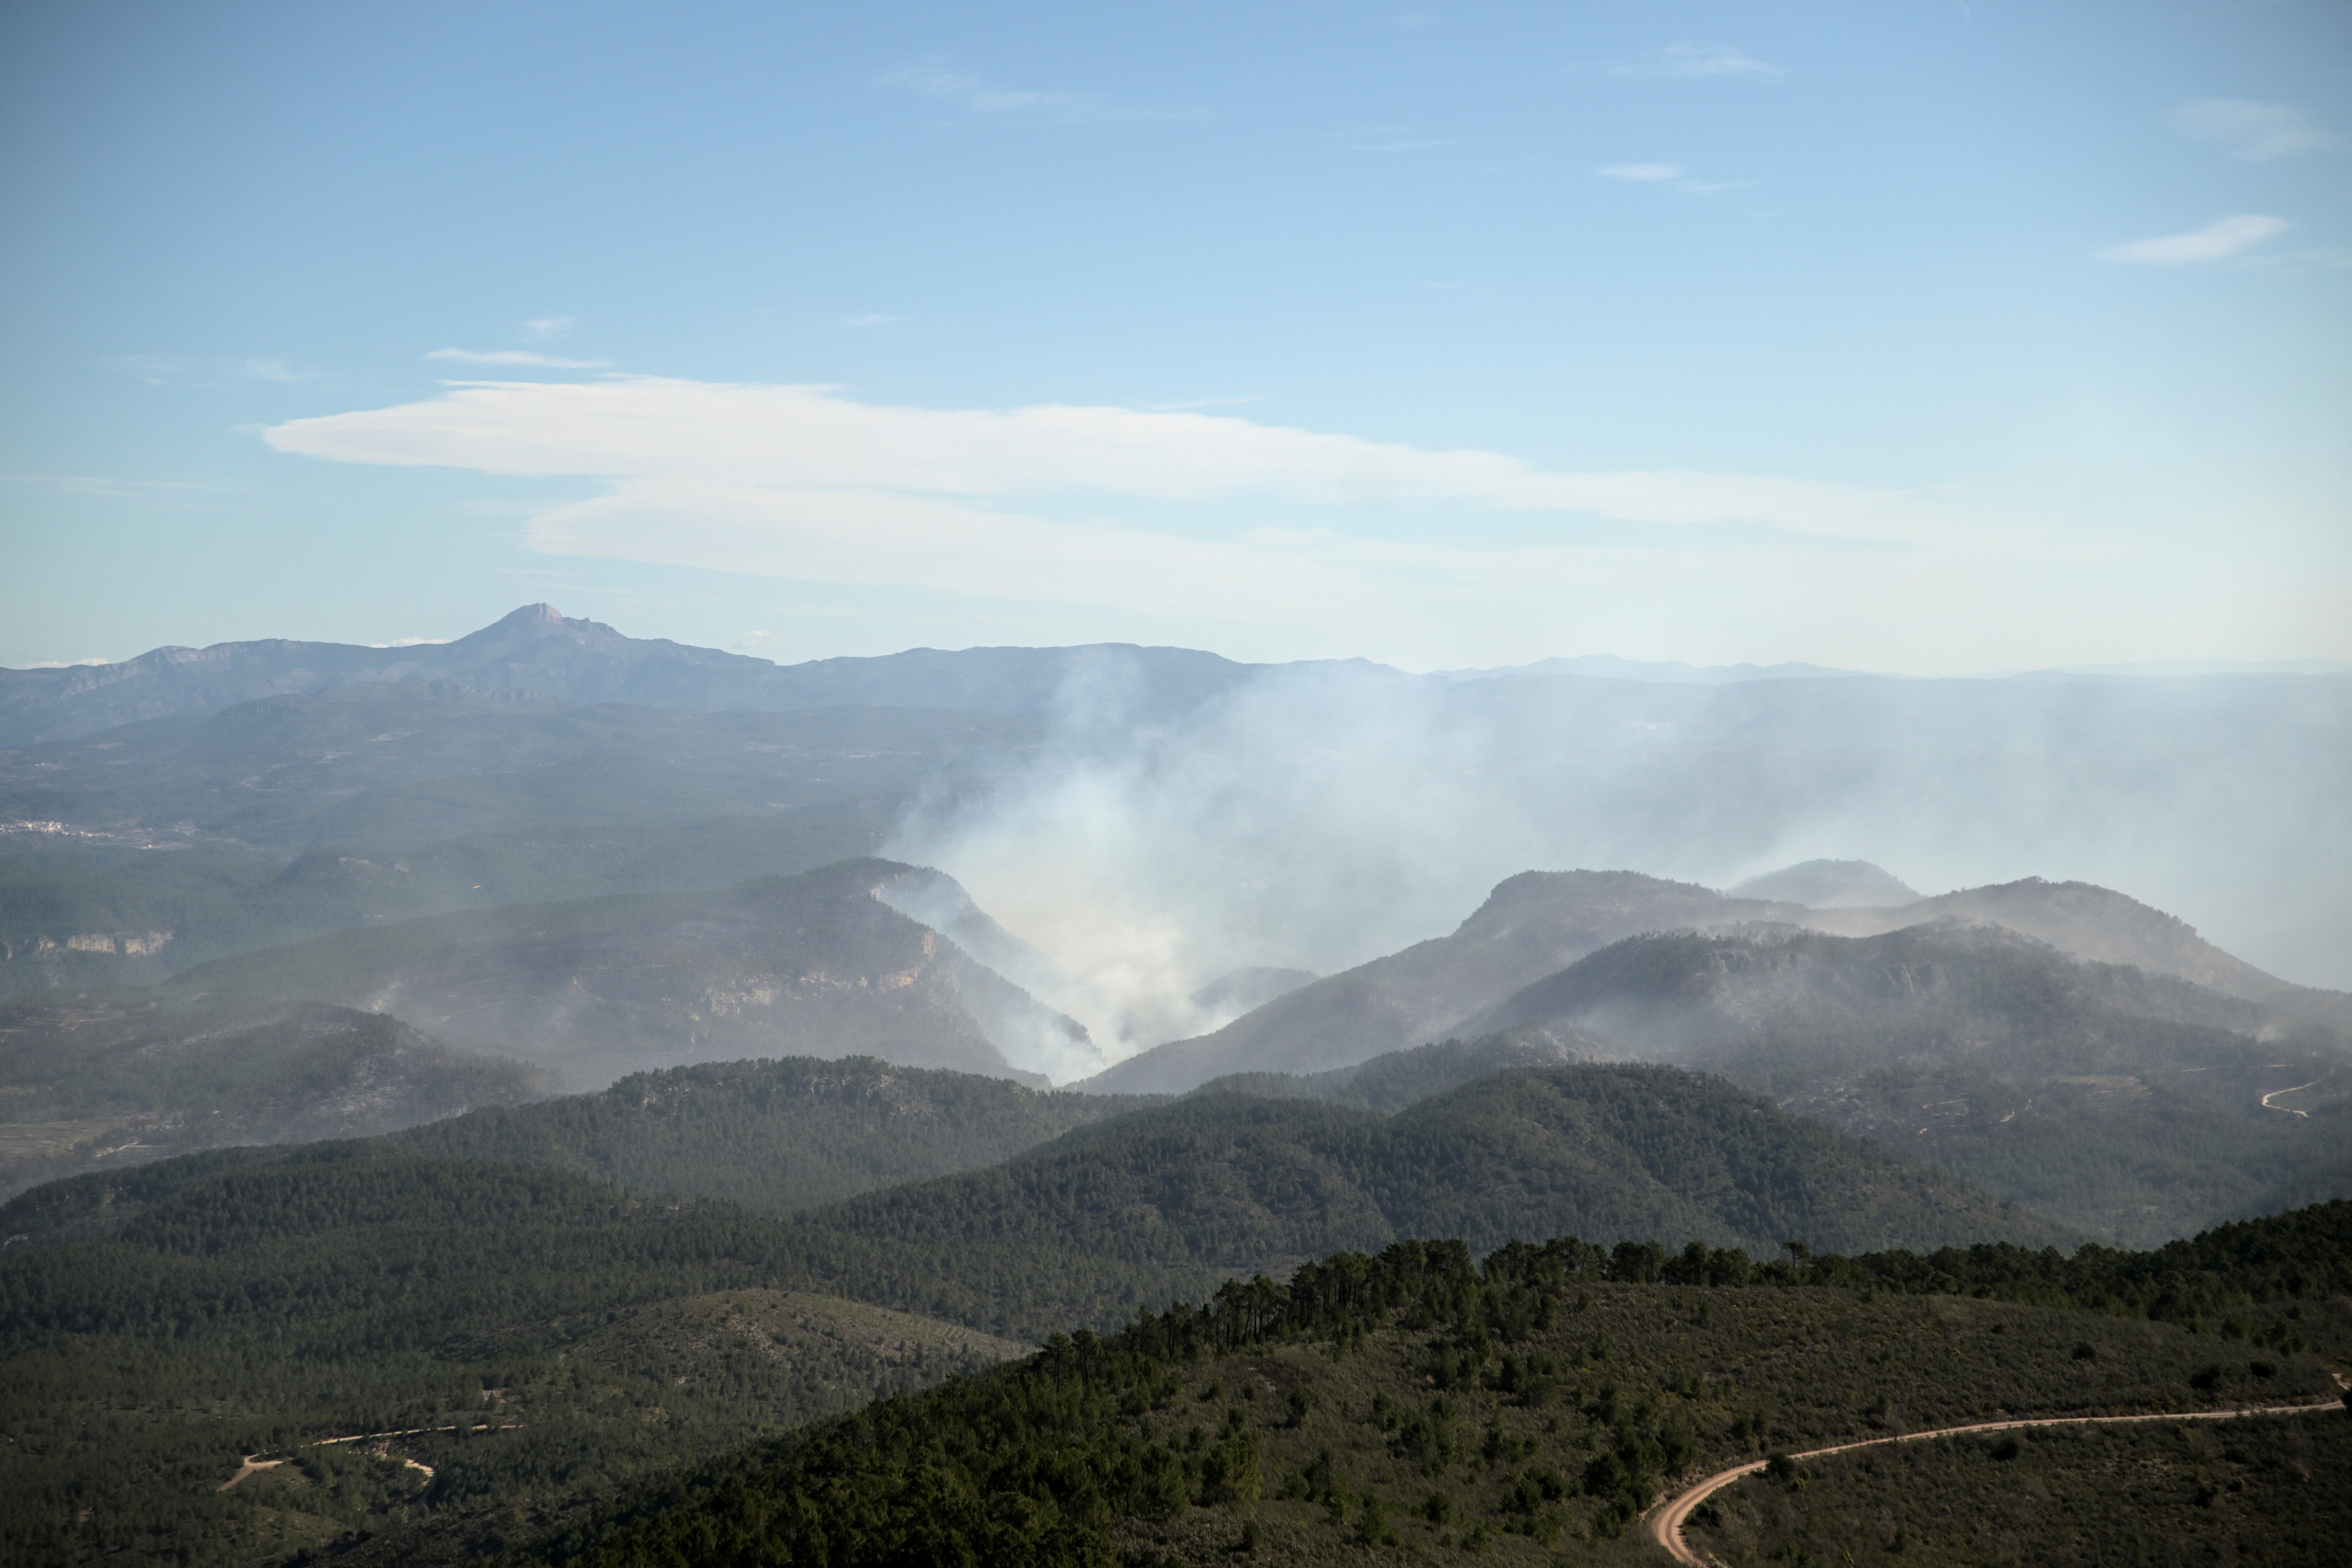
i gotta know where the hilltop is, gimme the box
[814,1063,2070,1285]
[1083,872,1799,1094]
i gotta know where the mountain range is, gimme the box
[0,603,1260,748]
[4,604,2350,1568]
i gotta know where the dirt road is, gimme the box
[1649,1399,2343,1566]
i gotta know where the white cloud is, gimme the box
[2174,99,2338,161]
[1616,43,1782,79]
[425,348,614,368]
[880,57,1193,124]
[251,376,2343,676]
[366,637,451,648]
[256,377,2057,655]
[523,315,577,341]
[264,377,1959,539]
[2097,214,2288,265]
[1601,163,1683,181]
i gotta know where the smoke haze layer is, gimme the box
[884,663,2352,1074]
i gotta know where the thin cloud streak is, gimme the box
[879,56,1199,125]
[2097,215,2287,265]
[2174,99,2338,161]
[426,348,615,368]
[1615,42,1783,79]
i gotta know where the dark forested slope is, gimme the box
[1468,922,2352,1245]
[818,1064,2070,1274]
[480,1204,2352,1568]
[385,1054,1159,1211]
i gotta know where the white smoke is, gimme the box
[886,657,2352,1074]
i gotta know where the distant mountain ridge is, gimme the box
[1088,866,2350,1098]
[1794,876,2321,1011]
[0,603,1261,746]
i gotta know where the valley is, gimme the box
[1,607,2347,1567]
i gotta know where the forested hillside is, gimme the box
[0,1058,2070,1566]
[476,1203,2352,1568]
[385,1054,1158,1211]
[0,997,538,1199]
[822,1066,2070,1281]
[3,1090,2342,1565]
[1469,922,2352,1246]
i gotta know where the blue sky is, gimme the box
[3,0,2345,673]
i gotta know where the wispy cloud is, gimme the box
[5,471,232,501]
[1615,42,1783,80]
[2098,214,2288,265]
[264,377,1989,588]
[366,637,451,648]
[1601,162,1741,196]
[1347,135,1457,153]
[425,348,614,368]
[104,354,330,387]
[523,315,577,341]
[880,56,1197,125]
[2174,99,2338,161]
[259,380,2124,669]
[103,354,196,386]
[842,314,902,327]
[1137,392,1267,412]
[243,358,324,382]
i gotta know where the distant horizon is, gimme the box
[10,600,2352,683]
[4,4,2344,677]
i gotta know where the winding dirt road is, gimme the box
[213,1423,516,1492]
[1648,1398,2344,1566]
